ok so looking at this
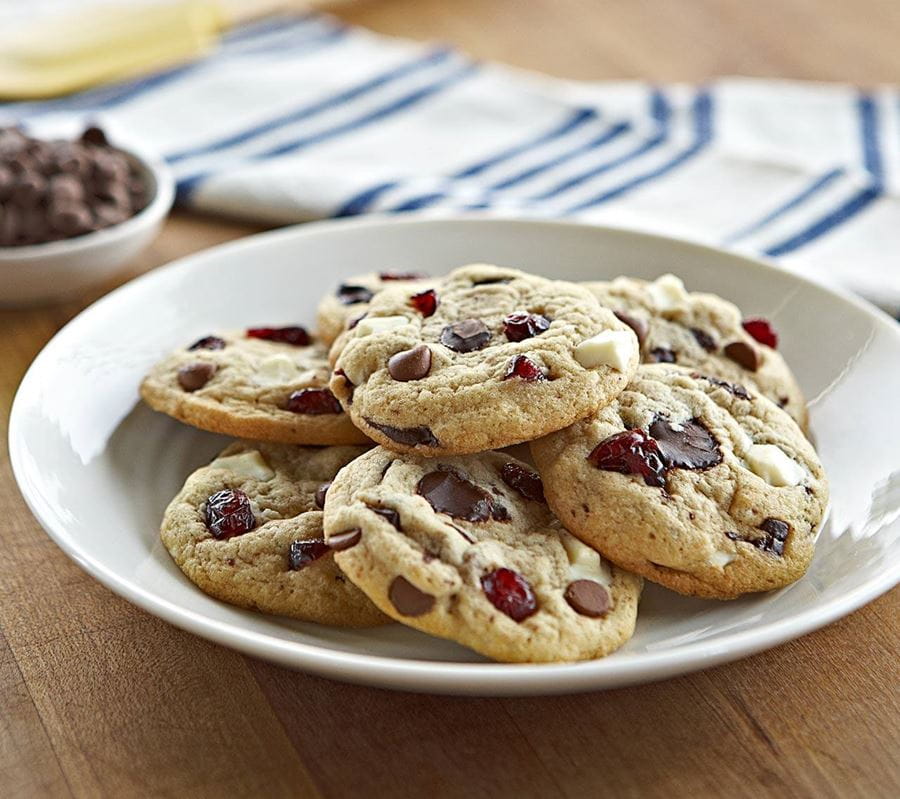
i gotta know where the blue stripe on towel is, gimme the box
[565,88,713,213]
[167,48,454,163]
[334,106,600,216]
[763,93,883,256]
[176,61,477,200]
[722,167,847,245]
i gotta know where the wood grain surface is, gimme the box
[2,2,899,797]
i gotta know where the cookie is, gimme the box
[322,446,642,663]
[141,327,370,445]
[329,264,640,455]
[584,274,808,428]
[316,270,431,346]
[161,440,388,626]
[531,364,828,599]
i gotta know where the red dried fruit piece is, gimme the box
[500,462,545,503]
[246,326,310,346]
[188,335,225,351]
[288,539,330,570]
[285,388,342,414]
[205,489,256,539]
[380,271,427,281]
[409,288,438,317]
[503,355,546,382]
[742,317,778,349]
[502,312,551,342]
[481,568,537,621]
[588,429,667,488]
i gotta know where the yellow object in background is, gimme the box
[0,0,298,100]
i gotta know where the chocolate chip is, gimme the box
[450,524,475,543]
[314,482,331,509]
[49,203,93,236]
[81,126,109,146]
[614,311,648,348]
[471,277,511,286]
[336,284,374,305]
[388,345,432,381]
[388,576,435,616]
[440,319,491,353]
[288,539,331,570]
[188,335,226,351]
[500,462,545,503]
[778,396,789,408]
[726,518,790,556]
[327,528,361,550]
[564,580,610,617]
[691,327,717,352]
[333,368,354,404]
[417,469,494,522]
[648,416,722,470]
[724,341,759,371]
[650,347,677,363]
[379,271,427,281]
[177,362,216,392]
[367,504,401,530]
[692,372,751,400]
[491,502,511,522]
[366,420,439,448]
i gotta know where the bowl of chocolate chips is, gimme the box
[0,125,174,305]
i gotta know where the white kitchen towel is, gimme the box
[3,13,899,314]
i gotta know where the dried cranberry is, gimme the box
[481,568,537,621]
[336,284,374,305]
[288,539,330,570]
[246,326,310,346]
[500,462,545,503]
[587,429,667,487]
[503,355,546,382]
[742,318,778,349]
[285,388,342,414]
[409,288,438,317]
[380,270,427,281]
[188,335,225,351]
[204,489,256,539]
[502,312,550,342]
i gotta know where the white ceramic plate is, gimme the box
[10,217,900,696]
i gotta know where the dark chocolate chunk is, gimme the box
[388,576,435,616]
[564,580,610,617]
[336,284,374,305]
[648,416,722,470]
[440,319,491,353]
[327,528,361,551]
[366,419,439,448]
[650,347,677,363]
[367,504,402,530]
[726,518,790,556]
[417,468,494,522]
[724,341,759,371]
[692,373,751,400]
[314,482,331,509]
[188,335,226,351]
[288,539,330,570]
[388,344,432,381]
[690,327,717,352]
[177,362,216,392]
[500,462,545,503]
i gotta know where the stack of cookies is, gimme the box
[142,264,828,663]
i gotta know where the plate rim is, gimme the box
[10,215,900,695]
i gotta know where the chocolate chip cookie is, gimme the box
[322,446,642,662]
[584,275,808,428]
[161,440,388,626]
[531,364,828,599]
[316,270,431,346]
[141,327,370,445]
[329,264,640,455]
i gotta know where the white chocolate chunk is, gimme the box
[647,273,689,311]
[356,315,409,336]
[573,330,635,371]
[745,444,805,487]
[561,532,612,587]
[709,550,736,568]
[254,354,299,386]
[208,450,275,481]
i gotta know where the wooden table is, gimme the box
[2,2,898,796]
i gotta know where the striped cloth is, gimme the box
[3,13,899,314]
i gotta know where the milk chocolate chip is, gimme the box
[389,576,435,616]
[388,344,432,381]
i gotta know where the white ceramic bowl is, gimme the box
[9,217,900,695]
[0,147,174,306]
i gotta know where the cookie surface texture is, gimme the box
[531,364,828,599]
[323,446,642,662]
